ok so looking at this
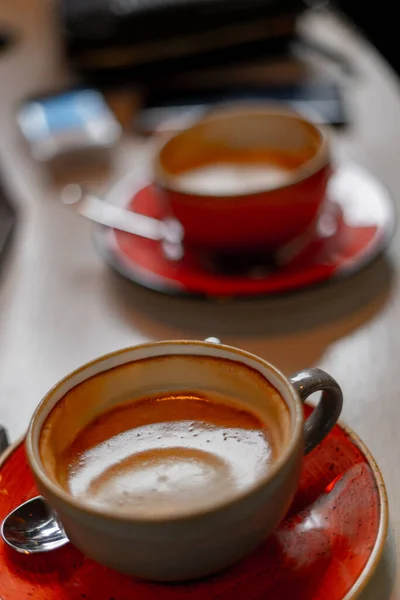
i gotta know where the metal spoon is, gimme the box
[62,184,184,260]
[1,495,68,554]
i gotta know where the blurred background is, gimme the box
[0,0,400,441]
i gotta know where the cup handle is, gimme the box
[289,368,343,454]
[0,425,10,455]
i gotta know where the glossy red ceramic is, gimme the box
[0,406,387,600]
[162,165,331,252]
[95,163,394,297]
[155,107,330,251]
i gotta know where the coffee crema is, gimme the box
[54,392,276,517]
[166,148,312,196]
[177,163,293,195]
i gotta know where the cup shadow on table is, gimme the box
[106,254,394,374]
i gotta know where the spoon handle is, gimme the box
[62,184,183,244]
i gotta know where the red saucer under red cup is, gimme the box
[0,405,388,600]
[94,163,394,298]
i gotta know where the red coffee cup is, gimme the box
[155,106,330,252]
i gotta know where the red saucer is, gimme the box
[0,406,387,600]
[95,163,394,298]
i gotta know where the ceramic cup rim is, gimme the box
[26,340,304,524]
[154,104,330,199]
